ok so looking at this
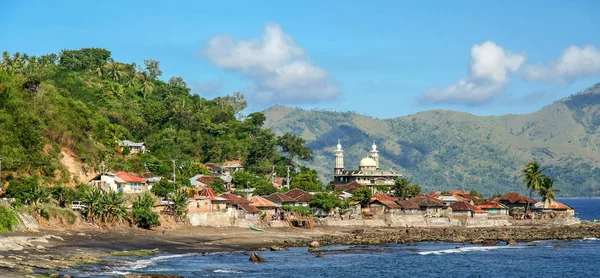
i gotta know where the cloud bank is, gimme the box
[419,41,526,106]
[525,45,600,82]
[204,23,339,105]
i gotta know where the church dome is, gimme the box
[359,157,377,167]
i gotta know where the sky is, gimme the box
[2,0,600,118]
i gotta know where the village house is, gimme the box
[264,193,298,207]
[395,199,421,214]
[118,140,147,154]
[369,194,401,214]
[450,201,487,218]
[498,192,536,213]
[477,200,509,216]
[189,174,233,190]
[407,195,446,217]
[534,200,575,216]
[220,193,260,217]
[222,160,245,173]
[88,172,148,193]
[139,172,161,191]
[249,196,278,218]
[188,188,227,213]
[334,181,364,194]
[284,188,313,206]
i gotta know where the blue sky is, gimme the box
[2,0,600,118]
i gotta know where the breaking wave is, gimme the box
[213,269,245,273]
[418,245,524,255]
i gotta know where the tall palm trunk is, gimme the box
[524,188,534,218]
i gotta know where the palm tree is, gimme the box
[106,63,123,82]
[539,176,559,205]
[522,161,546,215]
[140,72,154,101]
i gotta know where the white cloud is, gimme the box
[204,23,339,104]
[419,41,525,106]
[525,45,600,82]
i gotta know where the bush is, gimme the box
[132,208,159,229]
[0,206,21,232]
[282,206,312,216]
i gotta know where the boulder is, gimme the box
[315,252,323,258]
[308,247,319,253]
[507,239,517,245]
[309,241,320,248]
[49,273,60,278]
[270,246,283,251]
[249,253,266,263]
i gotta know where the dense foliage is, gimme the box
[132,192,159,229]
[309,192,342,212]
[0,205,20,232]
[0,48,313,189]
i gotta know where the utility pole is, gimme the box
[172,159,176,183]
[286,166,291,188]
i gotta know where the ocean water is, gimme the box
[63,198,600,278]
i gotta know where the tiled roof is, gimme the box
[238,203,260,213]
[499,192,536,204]
[219,193,250,204]
[478,201,505,209]
[370,194,400,209]
[249,196,278,208]
[535,200,572,210]
[427,192,441,199]
[334,181,363,193]
[197,176,217,185]
[264,193,297,204]
[196,188,226,201]
[451,201,486,213]
[115,172,145,183]
[408,195,444,208]
[284,188,313,202]
[396,199,420,209]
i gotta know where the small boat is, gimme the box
[249,226,265,232]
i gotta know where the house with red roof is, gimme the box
[534,200,575,216]
[450,201,487,218]
[220,193,260,216]
[283,188,314,206]
[369,194,401,214]
[478,200,509,216]
[264,193,298,206]
[87,172,148,193]
[188,188,227,213]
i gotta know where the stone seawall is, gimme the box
[316,214,580,228]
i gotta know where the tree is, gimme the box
[352,187,372,207]
[168,76,188,89]
[169,189,188,220]
[209,178,226,194]
[144,59,162,79]
[290,167,322,192]
[232,171,256,189]
[131,192,159,229]
[277,133,313,162]
[392,178,421,198]
[49,185,76,207]
[139,72,154,100]
[309,192,342,212]
[539,176,559,204]
[253,178,277,196]
[151,179,178,198]
[522,161,546,215]
[246,112,266,128]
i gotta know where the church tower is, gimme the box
[334,140,344,175]
[369,140,379,169]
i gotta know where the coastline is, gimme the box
[2,223,600,276]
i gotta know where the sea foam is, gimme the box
[418,245,523,255]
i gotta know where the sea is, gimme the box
[62,198,600,278]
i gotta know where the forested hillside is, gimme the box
[263,84,600,197]
[0,48,311,188]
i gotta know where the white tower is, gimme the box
[334,140,344,175]
[369,140,379,169]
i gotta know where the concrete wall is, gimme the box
[317,213,525,228]
[187,212,259,228]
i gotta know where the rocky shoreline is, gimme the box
[288,224,600,248]
[1,223,600,277]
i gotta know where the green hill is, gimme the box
[0,48,308,189]
[263,83,600,197]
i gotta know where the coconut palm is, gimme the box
[139,72,154,100]
[106,63,123,82]
[522,161,547,215]
[539,176,559,205]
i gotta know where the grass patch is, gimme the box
[109,249,157,256]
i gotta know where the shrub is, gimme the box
[0,206,21,232]
[132,208,159,229]
[282,206,312,216]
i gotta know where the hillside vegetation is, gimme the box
[263,83,600,196]
[0,48,311,189]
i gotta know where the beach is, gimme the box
[2,223,600,277]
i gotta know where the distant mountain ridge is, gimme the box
[263,83,600,197]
